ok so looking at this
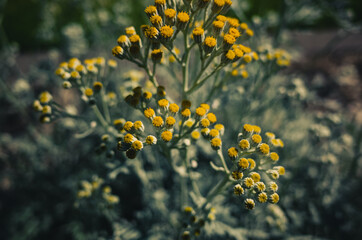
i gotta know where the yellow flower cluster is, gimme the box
[257,47,291,67]
[122,85,224,154]
[54,57,118,104]
[77,176,119,205]
[112,1,255,71]
[181,206,215,238]
[33,91,53,123]
[228,124,285,209]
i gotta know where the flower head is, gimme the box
[210,138,222,150]
[244,198,255,210]
[161,130,173,142]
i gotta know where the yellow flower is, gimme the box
[123,121,133,132]
[104,194,119,204]
[112,46,124,58]
[228,27,240,39]
[206,113,217,123]
[259,143,270,155]
[146,135,157,145]
[209,129,219,138]
[258,192,268,203]
[254,182,266,192]
[114,118,125,128]
[241,70,248,78]
[265,132,275,139]
[181,108,191,119]
[267,170,279,180]
[103,186,111,193]
[55,68,64,76]
[228,147,238,160]
[93,81,103,91]
[216,15,227,22]
[231,69,238,76]
[161,130,173,142]
[152,116,164,128]
[246,29,254,37]
[238,139,250,150]
[223,34,236,49]
[200,118,210,128]
[87,64,98,74]
[192,27,205,43]
[214,124,224,135]
[151,49,163,63]
[244,198,255,210]
[250,172,261,182]
[124,133,135,144]
[33,100,43,112]
[274,166,285,175]
[70,71,81,79]
[166,116,176,128]
[39,91,53,104]
[84,88,93,97]
[145,5,157,18]
[204,36,217,53]
[42,105,52,115]
[233,184,244,196]
[238,158,249,169]
[200,103,210,111]
[184,206,194,213]
[243,124,254,134]
[131,140,143,151]
[268,182,278,192]
[176,11,190,30]
[227,17,240,28]
[77,190,91,198]
[165,8,176,19]
[243,177,254,188]
[269,193,279,204]
[144,108,155,119]
[270,152,279,162]
[201,128,210,137]
[210,138,222,150]
[248,158,256,170]
[191,130,201,140]
[145,26,159,40]
[160,25,174,39]
[251,134,262,145]
[240,22,248,30]
[169,103,179,114]
[232,171,243,180]
[125,26,136,36]
[158,98,169,109]
[195,107,206,117]
[243,55,252,63]
[177,11,190,23]
[222,50,236,63]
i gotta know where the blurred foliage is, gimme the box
[1,0,362,240]
[1,0,362,51]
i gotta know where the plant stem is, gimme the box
[91,105,108,130]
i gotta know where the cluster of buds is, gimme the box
[54,57,118,105]
[120,85,224,157]
[227,124,285,210]
[180,206,216,239]
[257,47,291,67]
[33,91,54,123]
[112,0,257,70]
[115,117,158,159]
[76,176,119,205]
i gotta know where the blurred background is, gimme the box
[1,0,362,239]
